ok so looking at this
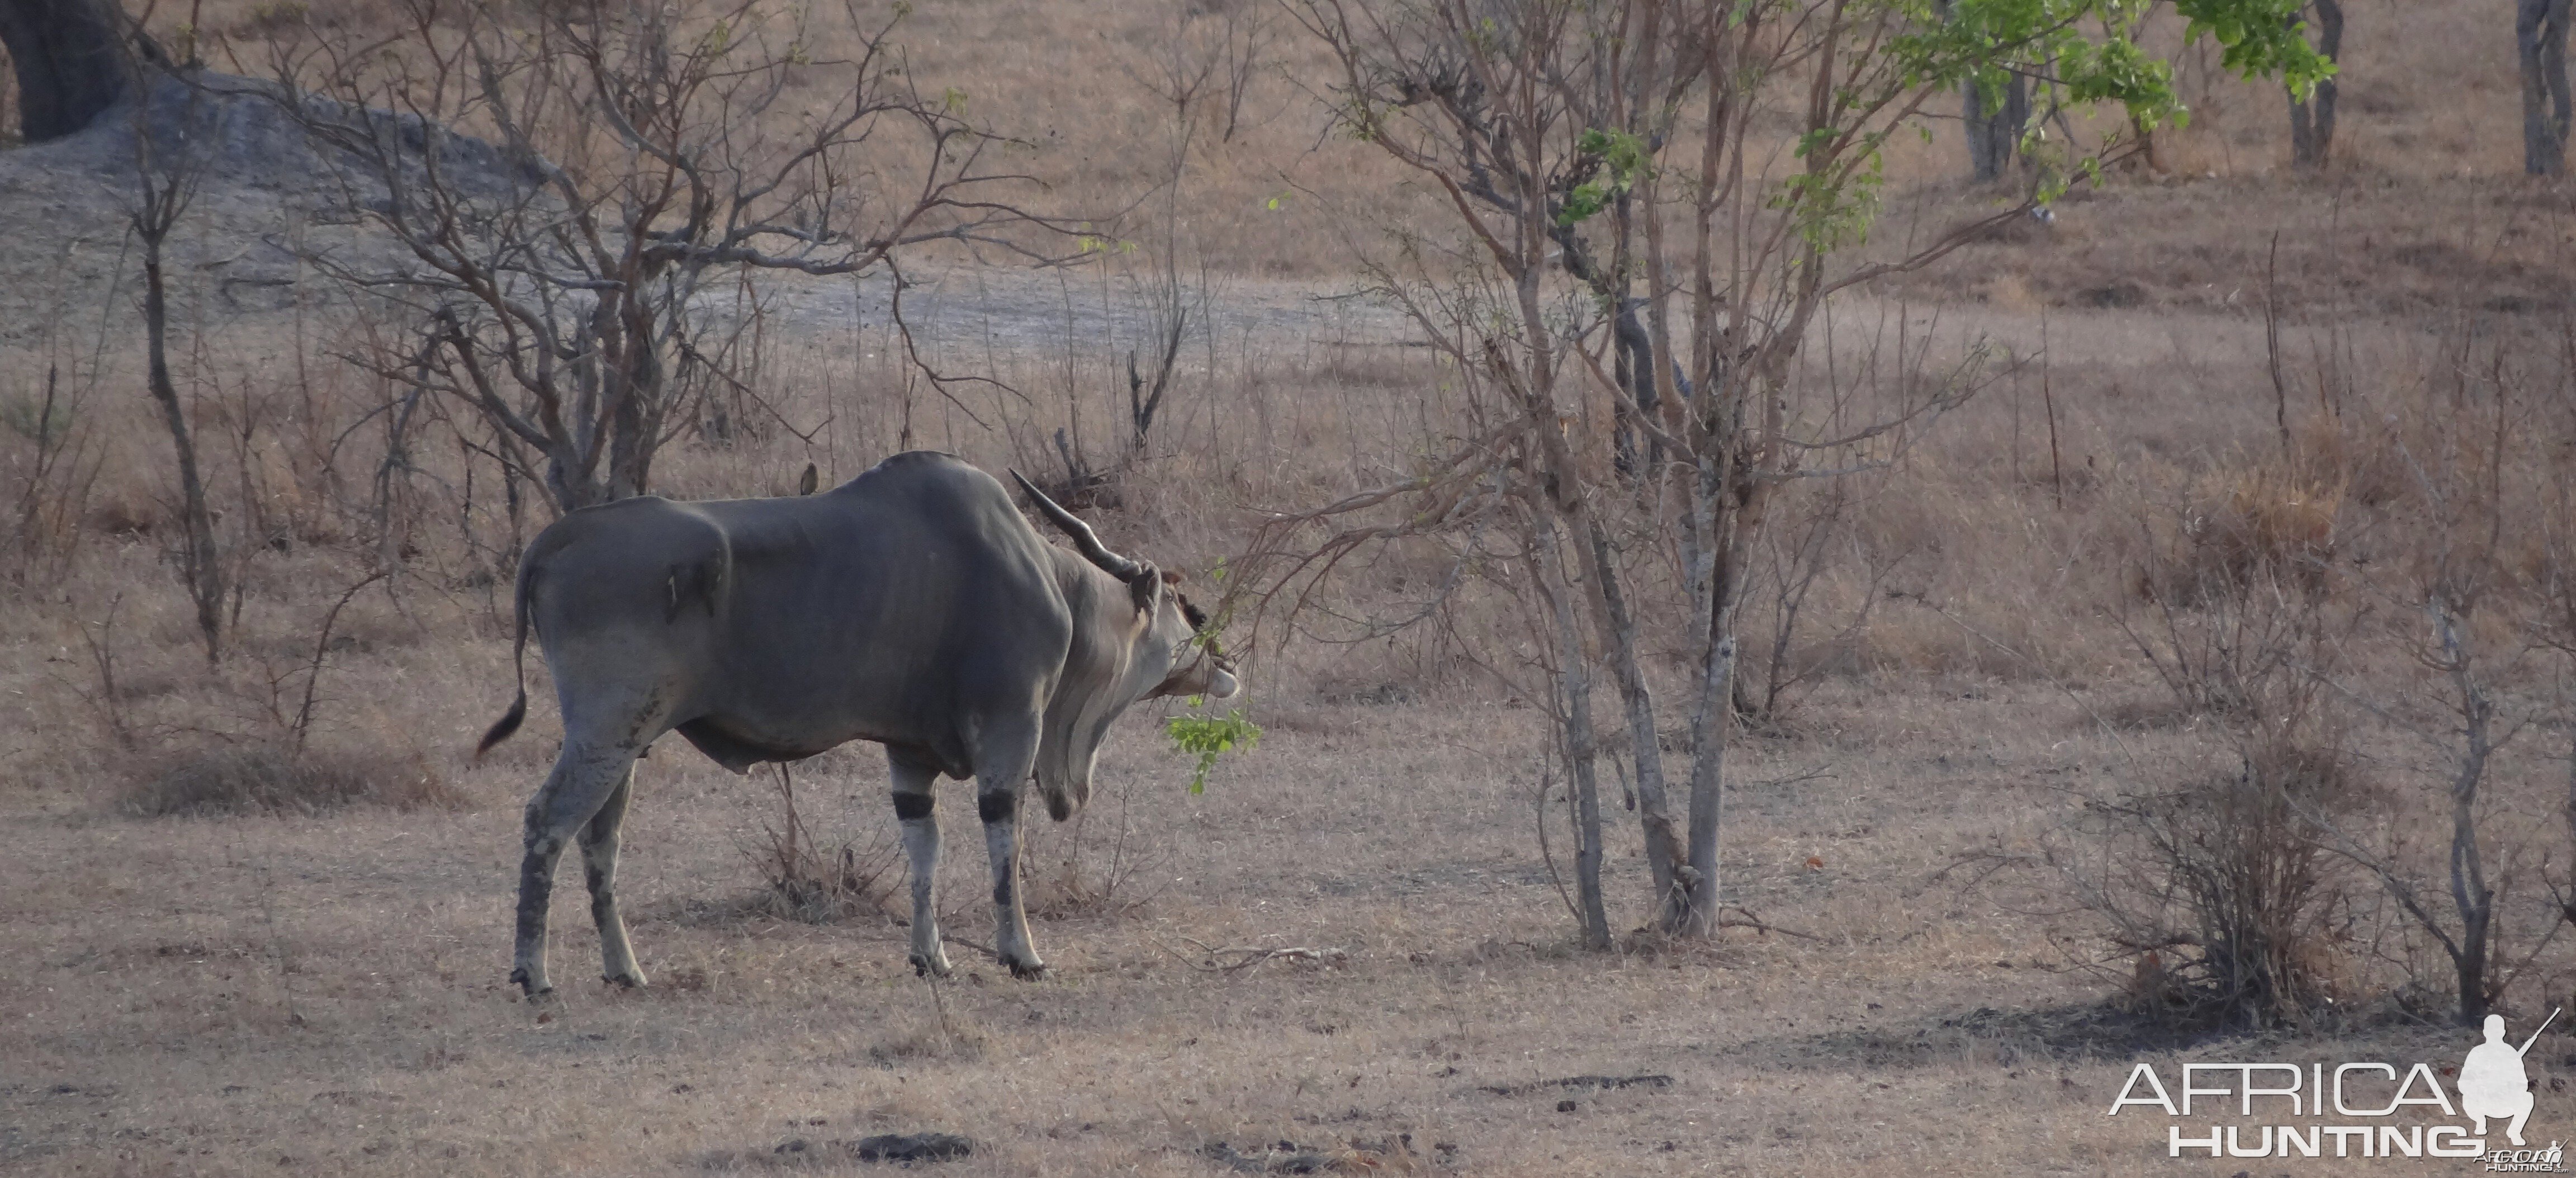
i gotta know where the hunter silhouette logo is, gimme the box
[2463,1010,2555,1148]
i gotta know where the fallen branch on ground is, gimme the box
[1478,1073,1674,1096]
[1714,906,1821,941]
[1159,936,1350,976]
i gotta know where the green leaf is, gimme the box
[1166,710,1263,796]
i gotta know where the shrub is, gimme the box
[2094,732,2360,1026]
[2135,461,2340,605]
[746,767,898,924]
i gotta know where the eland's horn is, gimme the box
[1010,470,1146,581]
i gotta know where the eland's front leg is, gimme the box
[978,784,1042,978]
[888,747,951,978]
[972,720,1045,978]
[513,744,641,997]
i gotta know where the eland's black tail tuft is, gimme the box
[474,562,538,763]
[476,690,527,760]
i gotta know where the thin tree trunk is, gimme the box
[2522,0,2574,177]
[2288,1,2343,169]
[1676,480,1734,936]
[0,0,127,141]
[139,200,222,664]
[2440,603,2498,1022]
[1532,514,1612,949]
[1674,450,1773,935]
[1565,500,1684,911]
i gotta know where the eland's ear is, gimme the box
[1161,569,1182,585]
[797,462,819,495]
[1128,562,1162,612]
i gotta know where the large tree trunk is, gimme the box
[2522,0,2574,176]
[1966,70,2028,182]
[2288,1,2343,169]
[0,0,127,142]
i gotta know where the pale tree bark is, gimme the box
[1936,0,2028,182]
[2522,0,2573,176]
[0,0,126,141]
[2288,0,2343,169]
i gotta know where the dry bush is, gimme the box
[2004,508,2370,1028]
[1735,474,1912,721]
[2132,458,2341,606]
[2012,710,2366,1030]
[1023,786,1170,920]
[745,767,901,924]
[121,742,459,817]
[2094,726,2364,1026]
[751,835,901,925]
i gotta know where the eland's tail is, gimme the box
[475,564,536,761]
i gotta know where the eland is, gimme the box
[475,451,1237,995]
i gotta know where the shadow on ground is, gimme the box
[1755,1001,2246,1071]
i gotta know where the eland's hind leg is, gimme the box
[577,765,645,988]
[513,743,641,997]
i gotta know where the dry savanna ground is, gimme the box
[11,0,2576,1175]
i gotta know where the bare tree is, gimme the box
[1214,2,1276,144]
[1037,8,1216,507]
[1246,0,2328,943]
[2315,597,2530,1024]
[2288,1,2343,169]
[272,0,1077,514]
[1124,0,1277,145]
[2302,361,2549,1025]
[2522,0,2573,176]
[130,72,225,664]
[1525,495,1614,949]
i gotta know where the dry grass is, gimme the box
[121,742,461,818]
[8,0,2576,1172]
[2,682,2551,1175]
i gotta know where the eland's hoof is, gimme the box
[602,969,647,990]
[1005,957,1047,981]
[509,967,553,1000]
[910,952,953,980]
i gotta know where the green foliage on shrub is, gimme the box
[1165,708,1262,796]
